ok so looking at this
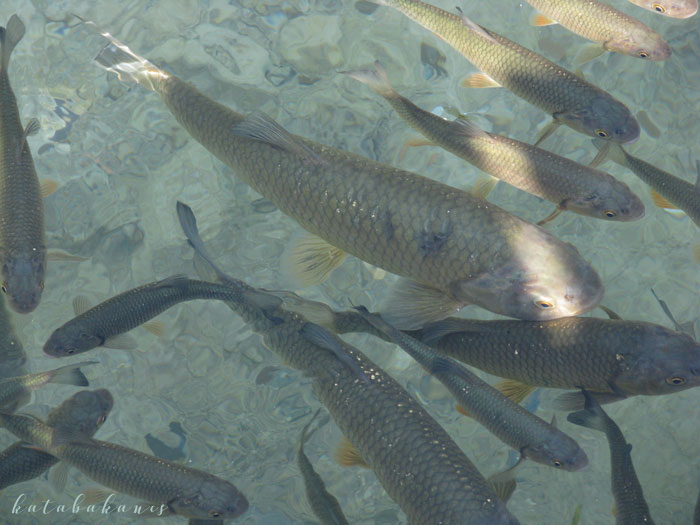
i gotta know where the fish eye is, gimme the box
[534,299,554,309]
[637,51,649,59]
[1,282,6,294]
[652,3,666,12]
[666,376,685,385]
[595,129,610,139]
[209,511,222,518]
[552,459,562,468]
[603,210,617,218]
[97,415,106,425]
[66,348,75,355]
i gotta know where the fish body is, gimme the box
[626,0,697,18]
[370,0,639,143]
[0,293,26,380]
[298,409,349,525]
[0,412,249,521]
[176,201,520,524]
[527,0,671,60]
[354,307,588,471]
[43,276,254,357]
[0,389,113,490]
[0,362,94,409]
[420,316,700,401]
[598,142,700,228]
[93,38,604,326]
[568,390,655,524]
[0,15,46,313]
[345,62,644,222]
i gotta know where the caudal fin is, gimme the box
[341,60,396,98]
[47,361,96,387]
[0,15,25,72]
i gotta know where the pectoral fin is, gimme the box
[48,461,70,493]
[471,175,499,199]
[281,233,347,287]
[335,436,369,468]
[72,295,93,315]
[650,189,681,212]
[40,179,59,198]
[531,13,557,26]
[573,44,606,66]
[379,278,464,330]
[534,119,562,147]
[494,379,535,404]
[461,72,501,89]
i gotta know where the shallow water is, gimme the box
[0,0,698,523]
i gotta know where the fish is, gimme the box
[0,412,249,521]
[298,408,350,525]
[592,140,700,229]
[568,389,655,524]
[176,200,520,524]
[365,0,640,145]
[353,306,588,471]
[344,61,644,223]
[420,42,448,77]
[0,15,47,313]
[0,362,95,409]
[626,0,697,18]
[0,293,26,380]
[419,316,700,410]
[0,388,113,490]
[91,28,604,329]
[43,275,275,357]
[526,0,671,62]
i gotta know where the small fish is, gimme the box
[344,61,644,223]
[0,15,47,313]
[353,306,588,471]
[420,42,447,77]
[89,22,604,329]
[0,389,113,490]
[527,0,671,62]
[0,412,249,521]
[592,140,700,229]
[43,276,266,357]
[626,0,697,18]
[568,389,655,524]
[298,408,349,525]
[366,0,640,144]
[177,201,520,524]
[0,362,95,409]
[419,316,700,410]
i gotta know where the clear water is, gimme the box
[0,0,698,523]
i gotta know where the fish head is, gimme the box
[43,324,103,357]
[170,478,249,519]
[559,98,640,145]
[649,0,698,18]
[525,437,588,472]
[457,233,603,320]
[566,176,645,221]
[49,389,114,437]
[604,28,671,61]
[615,325,700,395]
[0,247,46,313]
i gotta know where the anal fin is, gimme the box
[494,379,535,404]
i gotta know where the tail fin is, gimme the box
[47,361,97,387]
[0,15,25,71]
[591,139,628,167]
[341,60,396,98]
[88,17,167,91]
[565,389,608,433]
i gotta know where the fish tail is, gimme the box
[46,361,96,387]
[565,389,607,433]
[92,21,167,92]
[341,60,397,98]
[299,407,324,449]
[591,138,628,167]
[0,15,25,72]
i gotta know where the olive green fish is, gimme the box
[0,362,95,409]
[353,306,588,471]
[298,408,350,525]
[593,140,700,229]
[0,388,113,490]
[568,389,655,524]
[368,0,640,144]
[91,30,604,329]
[0,15,47,313]
[344,61,644,223]
[43,276,267,357]
[419,316,700,409]
[176,200,520,524]
[527,0,671,61]
[627,0,697,18]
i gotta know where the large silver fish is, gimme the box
[0,15,46,313]
[90,28,603,329]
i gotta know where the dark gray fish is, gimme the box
[0,362,95,409]
[43,276,266,357]
[0,293,26,380]
[0,15,47,313]
[420,42,447,77]
[298,408,349,525]
[0,412,248,521]
[568,390,655,524]
[0,389,113,490]
[176,201,520,524]
[353,306,587,471]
